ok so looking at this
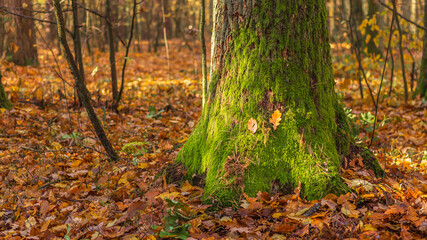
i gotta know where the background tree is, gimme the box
[177,0,382,205]
[8,0,38,66]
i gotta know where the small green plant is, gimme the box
[152,198,193,239]
[64,225,71,240]
[345,109,388,143]
[121,142,148,156]
[146,106,164,119]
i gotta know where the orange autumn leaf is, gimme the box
[247,118,257,133]
[269,110,282,130]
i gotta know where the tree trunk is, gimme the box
[0,71,12,110]
[177,0,360,205]
[10,0,38,65]
[415,0,427,99]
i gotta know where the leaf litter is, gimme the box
[0,40,426,239]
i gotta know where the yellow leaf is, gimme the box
[361,193,376,199]
[269,110,282,130]
[91,66,99,76]
[362,223,378,232]
[53,182,68,188]
[118,171,136,186]
[272,212,283,219]
[137,162,148,169]
[247,118,257,133]
[25,216,36,229]
[70,160,82,167]
[156,191,180,200]
[365,34,371,44]
[51,142,62,151]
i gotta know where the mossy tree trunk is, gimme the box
[177,0,355,205]
[0,71,12,110]
[415,0,427,100]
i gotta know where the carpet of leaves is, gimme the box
[0,41,426,239]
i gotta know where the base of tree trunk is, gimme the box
[176,102,359,206]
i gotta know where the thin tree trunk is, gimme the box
[106,0,118,103]
[115,0,137,109]
[53,0,119,161]
[72,0,85,84]
[200,0,207,106]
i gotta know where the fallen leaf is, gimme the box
[247,118,257,133]
[269,110,282,130]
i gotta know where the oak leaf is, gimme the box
[270,110,282,130]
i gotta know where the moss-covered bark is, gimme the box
[0,71,12,110]
[177,0,354,205]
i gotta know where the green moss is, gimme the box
[177,0,352,206]
[360,149,385,177]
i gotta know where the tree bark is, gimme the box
[53,0,119,161]
[9,0,38,65]
[177,0,375,205]
[415,0,427,99]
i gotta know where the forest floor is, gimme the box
[0,41,426,239]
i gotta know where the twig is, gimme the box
[369,7,395,149]
[349,17,376,105]
[38,180,60,189]
[116,0,138,108]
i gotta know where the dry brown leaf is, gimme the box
[247,118,257,133]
